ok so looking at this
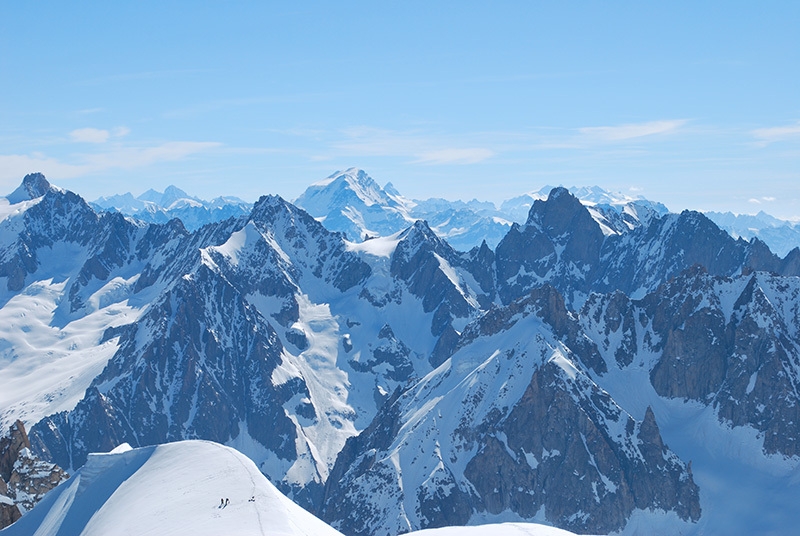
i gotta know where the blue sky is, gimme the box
[1,2,799,217]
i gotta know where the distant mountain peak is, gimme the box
[294,169,413,242]
[163,184,190,197]
[312,167,370,187]
[383,181,401,197]
[306,168,397,209]
[90,184,252,232]
[252,193,290,212]
[396,219,446,251]
[137,185,195,207]
[6,173,54,204]
[549,185,570,197]
[526,186,589,230]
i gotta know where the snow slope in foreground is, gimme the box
[406,522,579,536]
[0,440,343,536]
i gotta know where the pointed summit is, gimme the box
[294,168,413,242]
[6,173,53,204]
[135,185,193,207]
[526,186,591,232]
[297,168,402,212]
[160,185,194,208]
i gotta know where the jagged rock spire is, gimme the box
[6,173,52,204]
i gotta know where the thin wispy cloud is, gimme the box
[75,108,104,116]
[579,120,688,141]
[81,141,221,170]
[70,128,110,144]
[0,141,220,187]
[752,121,800,145]
[0,154,86,182]
[532,120,690,150]
[69,126,130,144]
[749,196,777,205]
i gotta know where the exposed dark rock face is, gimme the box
[645,270,800,457]
[349,325,414,381]
[456,286,606,375]
[580,290,638,368]
[0,495,20,531]
[0,421,68,529]
[5,172,52,204]
[31,263,299,472]
[0,184,195,306]
[495,187,605,305]
[322,388,407,535]
[461,240,497,305]
[466,367,700,534]
[249,195,372,294]
[390,220,476,336]
[582,266,800,458]
[382,220,492,369]
[321,288,700,535]
[0,422,29,483]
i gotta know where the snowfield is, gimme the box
[0,441,344,536]
[406,523,579,536]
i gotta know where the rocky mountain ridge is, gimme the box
[87,168,800,256]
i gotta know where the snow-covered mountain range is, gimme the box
[293,168,513,251]
[90,167,800,256]
[294,168,800,258]
[91,185,252,232]
[2,171,800,535]
[704,210,800,257]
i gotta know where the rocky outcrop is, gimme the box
[0,422,29,483]
[465,366,700,534]
[494,187,606,305]
[0,492,21,532]
[644,269,800,457]
[0,421,68,529]
[386,220,488,368]
[582,266,800,459]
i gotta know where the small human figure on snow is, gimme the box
[219,498,224,508]
[225,498,229,507]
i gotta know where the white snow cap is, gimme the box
[2,440,344,536]
[406,522,579,535]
